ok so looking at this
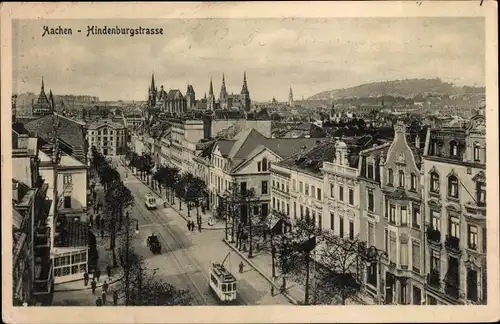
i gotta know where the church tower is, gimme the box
[32,77,52,116]
[148,73,157,108]
[219,73,229,109]
[288,86,294,107]
[207,77,216,111]
[186,82,196,110]
[240,71,251,111]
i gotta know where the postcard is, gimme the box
[1,1,498,323]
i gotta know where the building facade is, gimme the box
[422,108,486,305]
[87,120,127,156]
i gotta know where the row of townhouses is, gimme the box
[130,106,486,306]
[12,113,91,306]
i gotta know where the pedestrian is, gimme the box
[113,291,118,306]
[96,297,103,307]
[96,214,101,229]
[95,267,101,282]
[91,279,97,294]
[101,291,107,305]
[83,271,89,286]
[186,221,190,231]
[103,281,109,294]
[89,214,94,228]
[191,221,195,231]
[239,261,244,273]
[101,228,105,240]
[271,285,275,297]
[106,264,112,278]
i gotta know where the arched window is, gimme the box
[476,181,486,206]
[448,176,459,198]
[449,141,458,157]
[388,168,394,185]
[430,172,440,193]
[262,158,268,172]
[410,173,417,191]
[398,170,405,188]
[473,142,481,162]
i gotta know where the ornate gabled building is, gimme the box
[32,77,54,117]
[421,106,486,305]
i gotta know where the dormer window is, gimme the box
[262,158,268,172]
[448,176,459,199]
[430,172,440,193]
[449,140,459,158]
[410,173,417,191]
[388,168,394,185]
[473,142,481,162]
[398,170,405,188]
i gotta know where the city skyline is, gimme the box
[13,17,485,102]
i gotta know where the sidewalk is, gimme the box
[121,162,225,231]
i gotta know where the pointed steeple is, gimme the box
[49,90,55,111]
[209,77,214,96]
[241,71,248,93]
[220,73,228,102]
[151,72,156,90]
[41,77,45,93]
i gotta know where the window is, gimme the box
[330,184,334,198]
[281,183,285,192]
[286,184,289,193]
[477,182,486,206]
[431,252,440,273]
[399,170,405,188]
[368,222,375,246]
[262,158,268,172]
[390,235,397,264]
[473,142,481,161]
[384,229,388,253]
[367,162,374,179]
[257,161,262,172]
[389,204,396,224]
[312,210,316,225]
[299,181,303,193]
[293,202,297,218]
[292,179,296,192]
[300,205,304,218]
[412,241,420,273]
[482,229,487,253]
[286,203,290,216]
[63,196,71,209]
[430,173,440,193]
[384,197,388,218]
[368,190,374,212]
[388,168,394,185]
[431,210,440,230]
[253,206,259,215]
[410,173,417,191]
[349,220,354,240]
[339,186,344,201]
[413,286,422,305]
[272,197,276,209]
[400,242,408,268]
[305,184,309,195]
[261,181,268,194]
[330,213,334,230]
[348,189,354,205]
[412,206,420,229]
[401,206,408,225]
[240,182,247,195]
[63,174,72,185]
[317,188,322,201]
[318,213,322,233]
[311,186,316,197]
[277,200,280,211]
[449,141,458,157]
[272,180,276,188]
[468,225,478,250]
[448,176,459,198]
[449,216,460,238]
[261,203,268,218]
[339,217,344,238]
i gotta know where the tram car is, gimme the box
[147,233,161,254]
[209,262,237,303]
[145,193,157,209]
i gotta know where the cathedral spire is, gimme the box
[41,77,45,93]
[151,72,156,91]
[241,71,248,94]
[209,77,214,96]
[220,73,228,102]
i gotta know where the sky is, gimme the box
[12,18,485,102]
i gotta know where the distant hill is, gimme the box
[307,78,485,100]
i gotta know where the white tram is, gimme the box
[209,254,237,303]
[145,193,157,209]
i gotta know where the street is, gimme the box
[117,162,292,306]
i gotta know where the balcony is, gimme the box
[426,227,441,247]
[445,235,461,255]
[34,226,50,248]
[33,261,53,295]
[427,270,441,289]
[464,202,486,221]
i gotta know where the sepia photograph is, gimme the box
[1,1,498,323]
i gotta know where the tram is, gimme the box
[209,253,237,303]
[145,193,157,209]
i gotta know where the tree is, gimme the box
[314,231,366,305]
